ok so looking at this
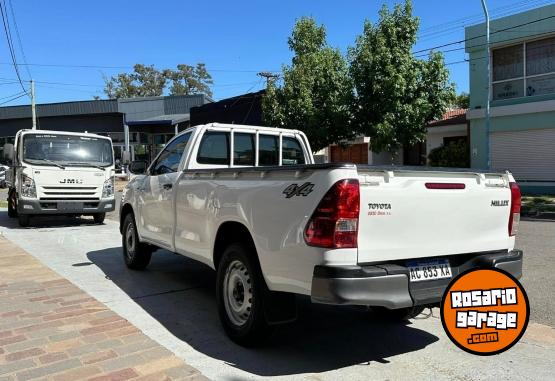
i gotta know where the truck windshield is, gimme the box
[22,134,113,167]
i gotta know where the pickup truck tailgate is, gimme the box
[356,168,513,264]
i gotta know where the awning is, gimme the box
[125,113,190,126]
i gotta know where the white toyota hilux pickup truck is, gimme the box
[119,123,523,346]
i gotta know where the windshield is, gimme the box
[22,134,113,167]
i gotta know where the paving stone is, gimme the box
[88,368,139,381]
[0,359,36,376]
[0,237,206,381]
[15,358,82,381]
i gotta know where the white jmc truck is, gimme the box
[4,129,116,227]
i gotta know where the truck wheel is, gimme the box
[93,213,106,224]
[372,305,426,321]
[7,190,17,218]
[216,243,272,346]
[122,213,152,270]
[18,214,31,227]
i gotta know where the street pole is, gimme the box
[31,79,37,130]
[481,0,491,169]
[257,72,279,86]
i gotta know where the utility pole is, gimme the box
[257,71,279,86]
[481,0,491,169]
[31,79,37,129]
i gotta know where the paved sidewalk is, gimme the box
[0,237,208,381]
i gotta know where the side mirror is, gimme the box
[129,160,147,175]
[3,143,14,161]
[122,151,131,165]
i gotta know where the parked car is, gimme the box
[4,129,116,227]
[0,165,9,188]
[119,123,523,346]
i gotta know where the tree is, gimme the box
[262,17,354,152]
[428,140,470,168]
[166,63,213,98]
[349,0,455,155]
[104,63,213,99]
[452,92,470,109]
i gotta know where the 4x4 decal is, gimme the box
[283,182,314,198]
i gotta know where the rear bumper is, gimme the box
[18,198,115,215]
[311,250,523,309]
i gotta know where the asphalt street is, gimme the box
[0,206,553,380]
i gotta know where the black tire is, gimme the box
[122,213,152,270]
[93,213,106,224]
[216,243,272,346]
[372,305,426,321]
[7,189,17,218]
[18,214,30,227]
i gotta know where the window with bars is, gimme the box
[492,36,555,100]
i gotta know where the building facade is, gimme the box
[466,4,555,194]
[0,94,208,165]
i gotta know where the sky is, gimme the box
[1,0,554,106]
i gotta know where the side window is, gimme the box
[234,133,255,166]
[151,132,191,175]
[258,135,278,166]
[197,131,230,165]
[282,137,305,165]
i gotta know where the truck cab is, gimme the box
[5,129,115,227]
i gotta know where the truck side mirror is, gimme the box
[3,143,14,161]
[129,160,147,175]
[122,151,131,165]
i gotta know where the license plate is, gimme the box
[58,202,83,211]
[407,259,452,282]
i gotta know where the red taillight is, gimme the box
[304,179,360,248]
[509,182,521,236]
[425,182,466,190]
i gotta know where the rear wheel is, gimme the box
[93,213,106,224]
[18,214,30,227]
[372,305,426,321]
[122,213,152,270]
[7,189,17,218]
[216,243,271,346]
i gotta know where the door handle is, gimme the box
[163,183,173,190]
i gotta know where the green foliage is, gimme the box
[104,63,213,99]
[452,92,470,109]
[349,0,455,154]
[428,140,470,168]
[262,17,354,152]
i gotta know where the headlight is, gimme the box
[21,174,36,198]
[102,178,115,198]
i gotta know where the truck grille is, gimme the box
[40,186,99,198]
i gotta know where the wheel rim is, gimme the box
[125,223,136,258]
[223,259,253,326]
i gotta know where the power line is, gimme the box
[0,92,26,105]
[7,0,31,79]
[417,0,554,42]
[414,14,555,55]
[0,90,25,100]
[0,0,27,93]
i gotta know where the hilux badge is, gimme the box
[491,200,509,207]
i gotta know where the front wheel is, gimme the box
[7,190,17,218]
[216,243,272,346]
[122,213,152,270]
[93,213,106,224]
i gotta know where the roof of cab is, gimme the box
[18,129,111,140]
[194,123,303,136]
